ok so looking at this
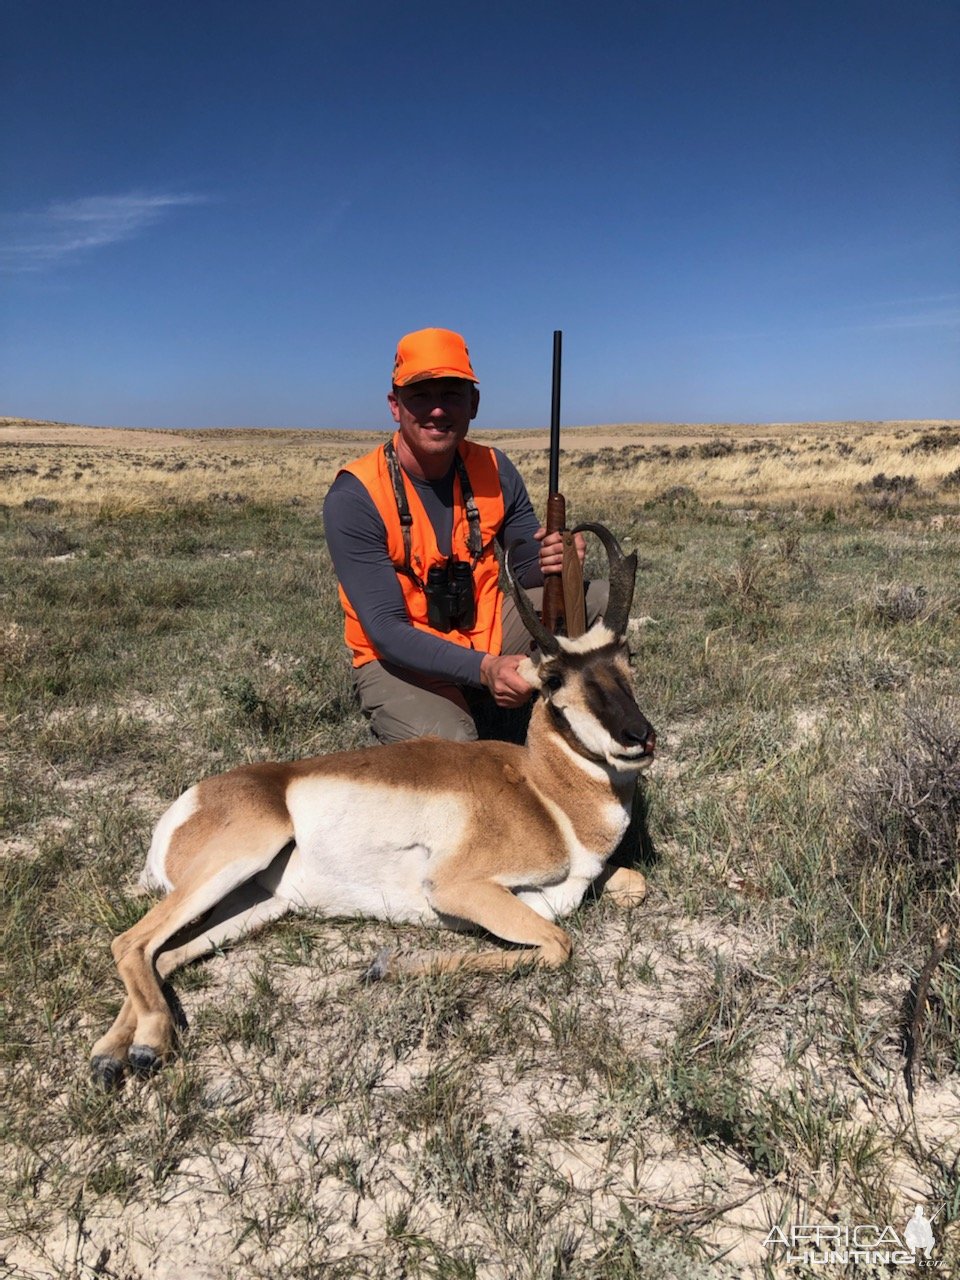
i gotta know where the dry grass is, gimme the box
[3,417,960,1277]
[3,416,959,514]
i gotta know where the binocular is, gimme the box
[424,559,476,633]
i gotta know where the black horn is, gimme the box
[570,522,637,637]
[504,541,561,654]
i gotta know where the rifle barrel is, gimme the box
[549,330,562,495]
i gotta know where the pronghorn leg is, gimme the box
[90,997,138,1088]
[594,864,647,906]
[155,879,294,977]
[368,879,573,979]
[90,883,293,1087]
[90,839,293,1082]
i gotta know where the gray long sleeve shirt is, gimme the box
[323,446,543,686]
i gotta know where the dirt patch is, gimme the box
[5,416,957,454]
[1,420,183,448]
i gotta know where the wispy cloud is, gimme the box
[861,299,960,332]
[865,313,960,332]
[704,293,960,345]
[0,191,207,270]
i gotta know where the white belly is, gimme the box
[515,875,595,922]
[280,776,467,923]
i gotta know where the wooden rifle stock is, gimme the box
[541,492,566,634]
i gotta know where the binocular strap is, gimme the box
[383,440,484,589]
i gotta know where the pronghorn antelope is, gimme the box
[90,524,655,1086]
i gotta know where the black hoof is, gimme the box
[361,946,394,984]
[90,1055,125,1090]
[128,1044,163,1076]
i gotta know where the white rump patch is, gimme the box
[139,786,199,892]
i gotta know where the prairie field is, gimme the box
[2,416,960,1279]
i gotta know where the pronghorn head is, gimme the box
[506,523,656,770]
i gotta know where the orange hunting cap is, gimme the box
[392,328,478,386]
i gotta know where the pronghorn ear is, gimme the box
[518,653,542,689]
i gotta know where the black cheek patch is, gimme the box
[584,670,649,745]
[583,669,621,723]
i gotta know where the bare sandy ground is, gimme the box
[1,421,183,448]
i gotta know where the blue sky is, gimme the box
[2,0,957,429]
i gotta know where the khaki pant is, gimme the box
[353,581,609,744]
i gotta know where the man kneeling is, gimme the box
[323,327,607,743]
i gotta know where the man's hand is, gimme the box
[534,527,586,577]
[480,653,535,707]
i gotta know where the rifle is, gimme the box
[540,331,586,637]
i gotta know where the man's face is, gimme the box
[388,378,479,466]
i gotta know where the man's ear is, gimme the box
[518,654,541,689]
[387,390,401,423]
[470,386,480,420]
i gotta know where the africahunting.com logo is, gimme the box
[763,1205,944,1268]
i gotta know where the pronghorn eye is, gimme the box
[544,673,564,692]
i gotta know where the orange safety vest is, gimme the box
[338,433,506,668]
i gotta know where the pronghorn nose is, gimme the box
[625,726,656,755]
